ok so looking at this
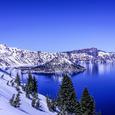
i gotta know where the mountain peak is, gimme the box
[0,44,114,67]
[0,44,7,48]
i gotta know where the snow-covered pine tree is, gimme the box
[7,81,9,86]
[10,94,15,106]
[32,76,38,94]
[14,93,21,108]
[15,73,21,86]
[46,96,56,112]
[32,98,36,108]
[31,97,40,109]
[10,93,21,108]
[35,99,40,109]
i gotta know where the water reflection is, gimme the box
[81,63,115,76]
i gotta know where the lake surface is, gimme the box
[31,63,115,115]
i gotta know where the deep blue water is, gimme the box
[29,63,115,115]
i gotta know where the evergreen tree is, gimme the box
[32,98,36,107]
[35,99,40,109]
[57,75,79,114]
[25,72,40,109]
[58,105,68,115]
[25,72,33,96]
[10,93,21,108]
[33,76,38,94]
[76,102,82,115]
[1,74,4,79]
[15,73,20,86]
[25,73,38,98]
[31,97,40,109]
[7,81,9,86]
[26,90,30,98]
[46,96,50,110]
[46,96,56,112]
[10,94,15,106]
[10,79,14,86]
[14,93,21,108]
[81,88,95,115]
[11,82,14,87]
[33,91,38,99]
[16,86,20,91]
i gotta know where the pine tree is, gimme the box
[16,86,20,92]
[25,73,38,98]
[46,96,51,110]
[31,97,40,109]
[33,91,38,99]
[35,99,40,109]
[46,97,56,112]
[14,93,21,108]
[10,94,15,106]
[11,82,14,87]
[1,74,4,79]
[76,102,82,115]
[57,75,78,114]
[81,88,95,115]
[26,91,30,98]
[15,73,20,86]
[33,76,38,94]
[58,105,68,115]
[25,72,33,96]
[10,93,21,108]
[7,81,9,86]
[32,98,36,107]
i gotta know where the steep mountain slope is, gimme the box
[0,69,56,115]
[0,44,115,68]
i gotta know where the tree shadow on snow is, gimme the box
[19,108,30,114]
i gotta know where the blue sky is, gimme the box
[0,0,115,52]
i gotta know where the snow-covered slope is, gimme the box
[0,44,63,66]
[0,70,56,115]
[0,44,115,67]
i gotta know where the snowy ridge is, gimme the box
[0,44,115,67]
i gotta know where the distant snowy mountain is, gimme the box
[0,44,115,68]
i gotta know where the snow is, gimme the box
[0,69,56,115]
[98,51,110,57]
[0,44,115,67]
